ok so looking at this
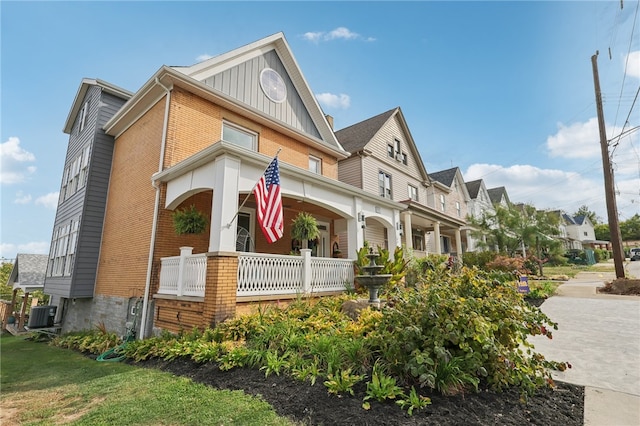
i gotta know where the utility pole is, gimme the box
[591,52,625,279]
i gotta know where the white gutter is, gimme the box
[139,77,171,339]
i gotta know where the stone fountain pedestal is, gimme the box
[354,249,392,308]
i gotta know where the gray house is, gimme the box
[43,79,131,332]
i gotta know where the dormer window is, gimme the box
[309,155,321,174]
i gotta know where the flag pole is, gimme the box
[226,147,282,228]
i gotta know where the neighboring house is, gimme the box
[43,79,132,330]
[464,179,495,252]
[562,214,597,250]
[335,107,466,257]
[48,32,405,337]
[426,167,470,255]
[4,254,49,332]
[487,186,511,208]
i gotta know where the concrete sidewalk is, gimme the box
[530,271,640,426]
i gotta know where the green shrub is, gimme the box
[485,255,531,275]
[462,251,498,269]
[365,267,566,396]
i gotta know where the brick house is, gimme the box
[47,33,406,338]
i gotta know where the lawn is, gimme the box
[0,334,294,426]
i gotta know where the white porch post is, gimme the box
[466,229,473,252]
[434,221,442,254]
[209,155,240,252]
[301,249,312,293]
[348,197,365,258]
[455,229,462,255]
[403,212,413,250]
[177,246,193,296]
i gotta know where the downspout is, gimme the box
[139,77,171,339]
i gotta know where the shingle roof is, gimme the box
[428,167,459,187]
[487,186,508,204]
[465,179,483,199]
[334,108,397,153]
[7,254,49,290]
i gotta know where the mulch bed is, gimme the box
[129,318,584,426]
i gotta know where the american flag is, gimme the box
[253,157,283,243]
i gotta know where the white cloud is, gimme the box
[14,191,32,204]
[624,51,640,78]
[196,54,213,62]
[546,118,601,159]
[0,241,49,260]
[316,93,351,109]
[35,192,60,209]
[0,137,37,184]
[302,27,375,43]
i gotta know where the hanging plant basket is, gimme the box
[172,205,208,235]
[291,212,320,249]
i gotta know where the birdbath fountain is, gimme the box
[354,248,393,307]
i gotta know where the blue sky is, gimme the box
[1,1,639,261]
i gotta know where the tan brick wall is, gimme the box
[203,254,238,325]
[165,87,338,179]
[95,99,165,298]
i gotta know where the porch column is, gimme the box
[203,253,239,325]
[301,249,312,293]
[455,229,463,256]
[403,212,413,250]
[209,155,240,252]
[434,221,442,254]
[466,229,473,251]
[348,197,365,258]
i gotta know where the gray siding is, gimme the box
[203,50,321,139]
[45,85,128,299]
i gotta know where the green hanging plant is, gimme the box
[291,212,320,249]
[172,205,208,235]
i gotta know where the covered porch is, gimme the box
[148,144,404,333]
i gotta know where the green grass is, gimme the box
[542,262,614,278]
[0,334,294,426]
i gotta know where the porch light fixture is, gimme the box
[358,212,366,222]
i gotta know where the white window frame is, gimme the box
[379,171,392,199]
[222,121,257,151]
[79,101,89,132]
[456,201,461,217]
[309,155,321,174]
[408,184,418,201]
[440,194,446,212]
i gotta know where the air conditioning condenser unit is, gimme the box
[28,305,57,328]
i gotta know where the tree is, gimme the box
[620,214,640,241]
[1,262,14,300]
[574,205,600,225]
[594,223,610,241]
[468,203,562,275]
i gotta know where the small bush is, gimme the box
[462,251,498,269]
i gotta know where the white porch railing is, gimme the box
[238,249,354,297]
[158,248,355,299]
[158,247,207,297]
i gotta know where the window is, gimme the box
[48,217,79,277]
[309,156,321,174]
[583,231,588,237]
[394,139,401,156]
[387,144,394,158]
[456,201,461,217]
[222,122,257,150]
[379,171,392,199]
[440,194,446,212]
[79,101,89,132]
[402,153,407,165]
[236,211,255,252]
[78,146,91,189]
[408,184,418,201]
[259,68,287,103]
